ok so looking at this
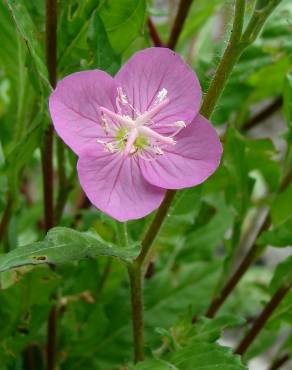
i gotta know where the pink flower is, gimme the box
[49,48,222,222]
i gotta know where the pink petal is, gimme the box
[115,47,201,135]
[77,145,165,222]
[49,70,117,155]
[139,115,222,189]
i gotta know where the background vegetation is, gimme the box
[0,0,291,369]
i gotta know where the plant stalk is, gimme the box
[43,1,57,370]
[268,353,290,370]
[128,263,144,363]
[0,195,13,244]
[147,17,164,47]
[235,284,291,355]
[167,0,194,49]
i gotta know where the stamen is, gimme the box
[155,88,168,103]
[100,113,110,134]
[153,146,164,155]
[117,87,128,105]
[105,142,115,153]
[175,120,186,128]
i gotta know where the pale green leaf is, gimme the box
[0,227,138,272]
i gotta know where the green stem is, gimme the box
[128,0,282,362]
[135,190,176,268]
[128,263,144,363]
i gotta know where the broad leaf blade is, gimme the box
[0,227,138,272]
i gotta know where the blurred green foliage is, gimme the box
[0,0,292,369]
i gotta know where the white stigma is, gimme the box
[156,88,168,103]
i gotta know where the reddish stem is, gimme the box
[235,284,291,356]
[0,196,13,244]
[167,0,193,49]
[242,97,283,131]
[268,354,290,370]
[44,1,57,370]
[147,17,164,47]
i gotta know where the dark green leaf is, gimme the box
[4,0,50,92]
[87,10,120,74]
[257,218,292,247]
[99,0,146,53]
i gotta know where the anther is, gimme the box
[156,88,168,103]
[105,143,115,153]
[117,87,128,105]
[175,120,186,128]
[101,113,110,134]
[153,146,164,155]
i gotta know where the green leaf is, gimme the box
[0,227,138,272]
[3,0,50,92]
[183,195,234,259]
[257,217,292,247]
[179,0,223,45]
[270,256,292,292]
[271,185,292,226]
[5,118,43,199]
[131,359,171,369]
[99,0,146,53]
[67,261,221,369]
[283,71,292,129]
[244,137,280,192]
[157,314,243,351]
[87,10,120,75]
[224,127,251,218]
[133,340,246,370]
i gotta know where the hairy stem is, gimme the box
[129,0,281,362]
[128,263,144,363]
[167,0,194,50]
[235,284,291,356]
[147,17,164,47]
[135,190,176,267]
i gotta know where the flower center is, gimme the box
[97,87,186,158]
